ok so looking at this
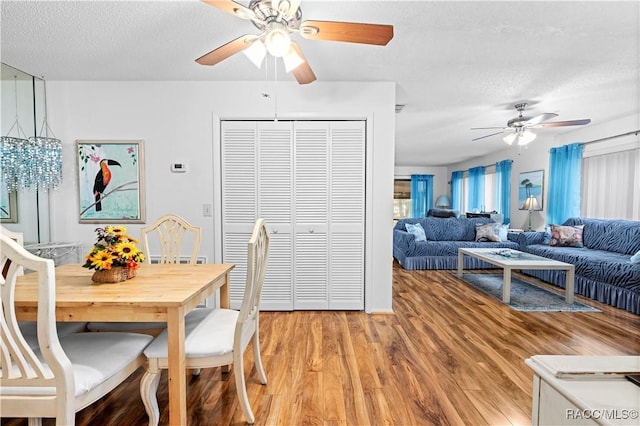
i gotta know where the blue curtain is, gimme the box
[547,143,583,225]
[495,160,512,224]
[410,174,433,217]
[451,171,463,211]
[468,166,485,212]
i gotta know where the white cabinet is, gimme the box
[525,355,640,426]
[221,120,365,310]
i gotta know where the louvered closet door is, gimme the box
[257,122,293,310]
[294,122,329,309]
[221,121,257,309]
[329,121,365,309]
[221,121,293,310]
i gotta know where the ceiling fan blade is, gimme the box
[300,20,394,45]
[523,112,558,126]
[472,131,504,142]
[195,35,256,66]
[201,0,256,20]
[290,42,316,84]
[537,119,591,128]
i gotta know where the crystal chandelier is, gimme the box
[0,77,62,192]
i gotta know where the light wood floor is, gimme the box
[6,264,640,425]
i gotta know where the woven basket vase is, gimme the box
[91,266,136,283]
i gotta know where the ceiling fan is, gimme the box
[471,103,591,146]
[196,0,394,84]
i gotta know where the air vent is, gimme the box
[149,255,207,264]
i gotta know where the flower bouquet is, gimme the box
[83,226,145,283]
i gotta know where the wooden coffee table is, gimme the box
[457,248,575,304]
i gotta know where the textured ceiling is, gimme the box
[2,1,639,166]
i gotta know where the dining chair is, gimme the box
[140,218,270,425]
[1,225,88,348]
[87,213,202,334]
[140,213,202,265]
[0,234,154,426]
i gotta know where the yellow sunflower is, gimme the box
[105,226,127,235]
[114,241,140,260]
[90,249,116,270]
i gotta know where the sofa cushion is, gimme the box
[549,224,584,247]
[563,217,640,255]
[405,240,519,257]
[475,223,501,242]
[524,244,640,287]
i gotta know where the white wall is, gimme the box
[45,80,396,312]
[447,112,640,230]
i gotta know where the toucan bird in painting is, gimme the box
[93,159,121,212]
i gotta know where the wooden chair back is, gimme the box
[1,225,24,277]
[235,218,270,347]
[141,214,201,264]
[0,234,75,423]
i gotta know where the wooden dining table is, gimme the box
[15,262,235,426]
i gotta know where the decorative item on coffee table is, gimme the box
[83,226,145,283]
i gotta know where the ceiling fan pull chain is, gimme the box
[274,58,279,122]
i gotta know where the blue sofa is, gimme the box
[517,217,640,315]
[393,217,519,270]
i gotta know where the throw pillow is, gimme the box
[405,223,427,242]
[475,223,501,242]
[542,226,551,245]
[631,250,640,264]
[498,224,509,242]
[549,224,584,247]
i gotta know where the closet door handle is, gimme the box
[309,229,315,234]
[272,229,279,234]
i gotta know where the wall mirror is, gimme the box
[1,63,50,244]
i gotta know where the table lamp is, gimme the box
[435,195,451,209]
[523,196,540,231]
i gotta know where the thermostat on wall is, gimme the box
[171,163,188,173]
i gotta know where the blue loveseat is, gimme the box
[393,216,519,270]
[517,217,640,315]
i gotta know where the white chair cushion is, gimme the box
[2,332,152,397]
[19,321,88,349]
[59,332,153,396]
[144,308,238,359]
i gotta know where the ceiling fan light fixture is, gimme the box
[283,46,304,72]
[518,129,537,145]
[503,132,517,145]
[243,39,267,68]
[265,25,291,57]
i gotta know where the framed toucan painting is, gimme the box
[77,140,146,223]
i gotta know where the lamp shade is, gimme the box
[503,131,517,145]
[283,46,304,72]
[522,195,540,211]
[242,39,266,68]
[265,26,291,57]
[518,129,537,146]
[435,194,451,208]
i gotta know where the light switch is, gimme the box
[203,204,212,217]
